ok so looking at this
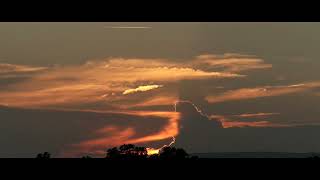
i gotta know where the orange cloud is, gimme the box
[76,127,136,149]
[61,127,136,157]
[210,112,320,128]
[0,55,246,109]
[127,111,180,144]
[193,53,272,72]
[61,110,180,157]
[0,84,112,107]
[233,113,280,118]
[0,54,274,156]
[131,95,179,108]
[206,82,320,103]
[0,63,47,74]
[210,115,292,128]
[222,121,289,128]
[123,85,163,95]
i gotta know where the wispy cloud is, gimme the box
[123,85,163,95]
[232,112,280,118]
[129,95,178,108]
[211,114,294,128]
[193,53,272,72]
[210,112,282,128]
[0,63,47,74]
[206,82,320,104]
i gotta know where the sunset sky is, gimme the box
[1,22,320,157]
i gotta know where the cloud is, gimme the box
[171,102,320,154]
[206,82,320,103]
[0,84,113,107]
[0,53,277,156]
[123,85,163,95]
[210,114,320,128]
[0,63,47,74]
[129,95,179,109]
[69,127,136,157]
[3,52,320,157]
[0,103,181,157]
[63,110,180,157]
[173,101,287,129]
[0,63,48,80]
[210,115,287,128]
[174,101,223,132]
[0,55,245,109]
[192,53,272,72]
[232,112,280,118]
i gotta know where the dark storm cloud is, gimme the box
[174,102,320,153]
[176,125,320,153]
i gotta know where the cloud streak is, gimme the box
[232,113,280,118]
[206,82,320,103]
[211,114,294,128]
[0,63,48,74]
[193,53,272,72]
[123,85,163,95]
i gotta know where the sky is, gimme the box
[1,22,320,157]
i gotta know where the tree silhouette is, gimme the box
[33,144,193,159]
[119,144,135,153]
[175,148,189,159]
[82,155,92,158]
[106,144,148,160]
[148,154,160,160]
[133,146,148,157]
[36,152,51,159]
[106,147,121,159]
[159,147,189,160]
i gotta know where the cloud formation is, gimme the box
[0,54,247,109]
[0,53,286,156]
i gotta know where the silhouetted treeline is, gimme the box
[106,144,148,160]
[105,144,196,160]
[36,145,320,159]
[36,152,51,159]
[36,144,199,159]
